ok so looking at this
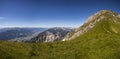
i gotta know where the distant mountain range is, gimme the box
[0,28,47,40]
[10,27,73,42]
[30,27,73,42]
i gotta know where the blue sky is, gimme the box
[0,0,120,28]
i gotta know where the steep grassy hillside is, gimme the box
[71,17,120,59]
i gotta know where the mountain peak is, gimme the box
[99,10,114,13]
[85,10,118,24]
[63,10,120,41]
[96,10,118,16]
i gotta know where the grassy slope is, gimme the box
[0,17,120,59]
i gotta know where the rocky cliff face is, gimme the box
[30,27,73,43]
[62,10,119,41]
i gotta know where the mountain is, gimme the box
[0,28,47,40]
[0,28,17,33]
[0,10,120,59]
[63,10,120,41]
[9,31,42,42]
[29,27,73,43]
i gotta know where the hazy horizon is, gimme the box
[0,26,76,28]
[0,0,120,28]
